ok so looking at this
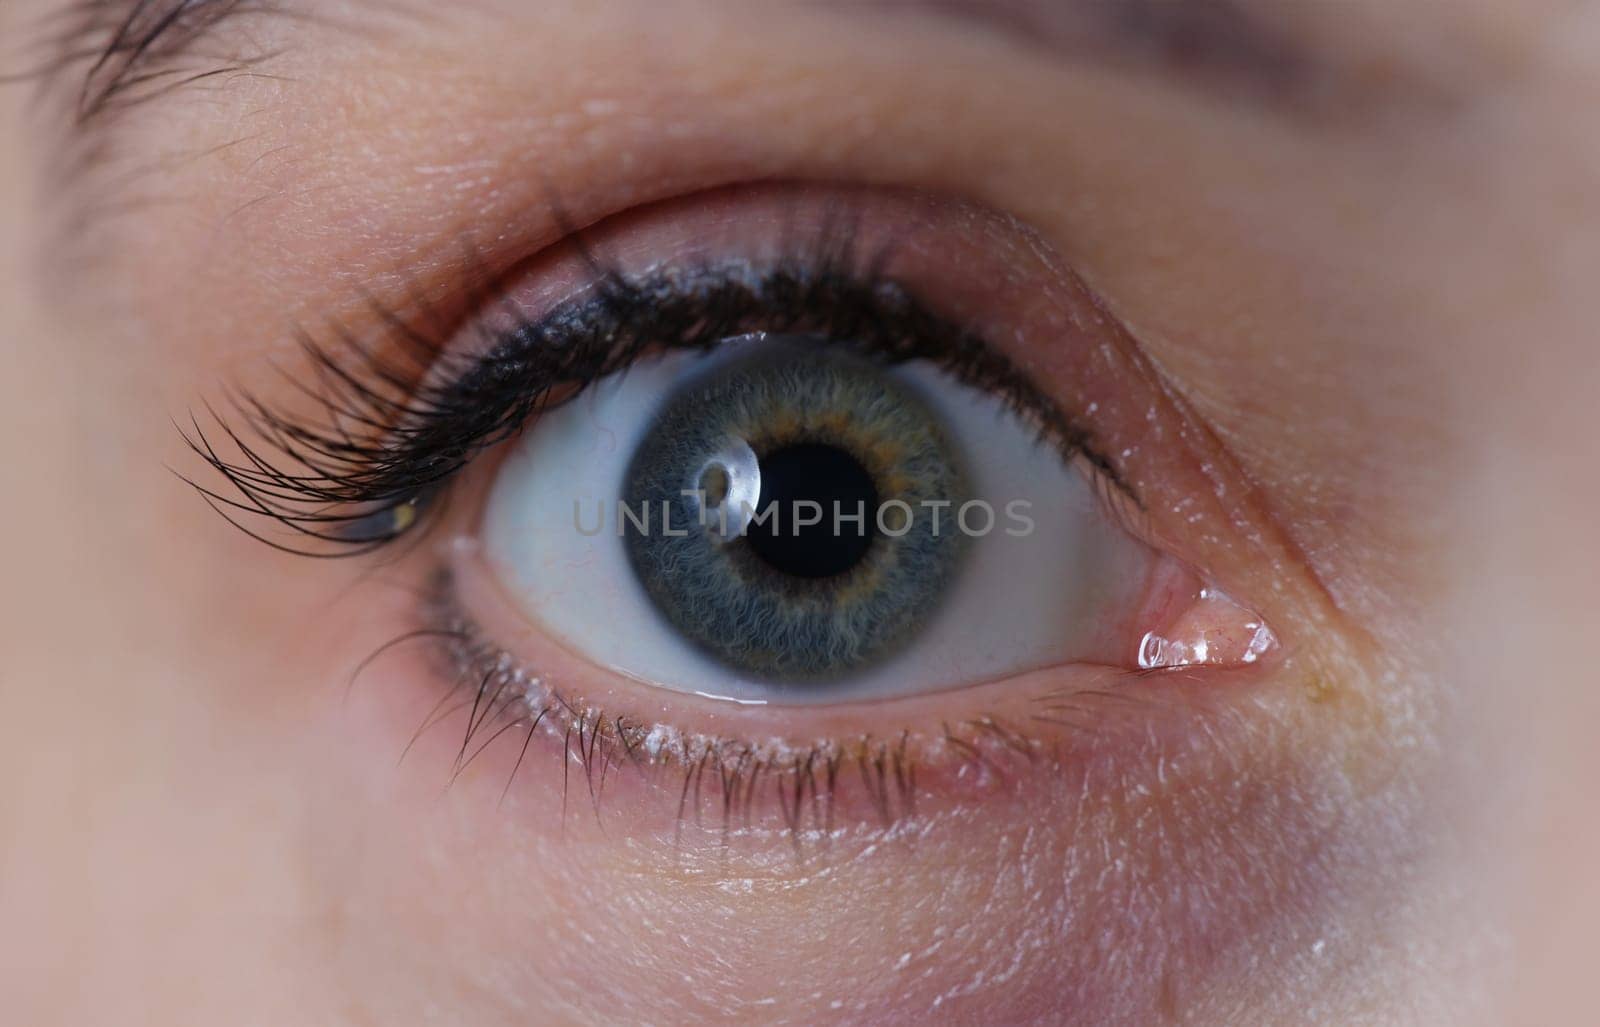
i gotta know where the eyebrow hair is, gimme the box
[20,0,1408,175]
[848,0,1314,102]
[47,0,1324,131]
[43,0,272,125]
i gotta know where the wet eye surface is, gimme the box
[487,330,1159,702]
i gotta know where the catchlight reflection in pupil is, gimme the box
[622,338,969,682]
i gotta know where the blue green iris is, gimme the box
[622,339,969,682]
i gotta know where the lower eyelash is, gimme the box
[421,566,916,836]
[387,565,1086,842]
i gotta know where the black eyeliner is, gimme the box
[185,238,1128,558]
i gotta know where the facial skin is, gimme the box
[2,0,1598,1023]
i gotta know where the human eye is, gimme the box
[190,184,1277,832]
[30,0,1458,1019]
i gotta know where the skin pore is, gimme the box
[2,0,1599,1023]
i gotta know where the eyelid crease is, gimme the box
[183,221,1135,559]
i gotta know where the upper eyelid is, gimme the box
[182,232,1135,558]
[8,1,1480,293]
[173,176,1327,662]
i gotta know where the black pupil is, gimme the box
[745,442,878,579]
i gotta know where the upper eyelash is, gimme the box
[182,229,1132,558]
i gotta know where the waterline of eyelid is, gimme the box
[415,564,1146,833]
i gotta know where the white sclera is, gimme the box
[481,342,1152,704]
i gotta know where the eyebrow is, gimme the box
[847,0,1314,102]
[49,0,1330,132]
[48,0,272,125]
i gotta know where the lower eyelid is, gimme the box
[375,534,1276,839]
